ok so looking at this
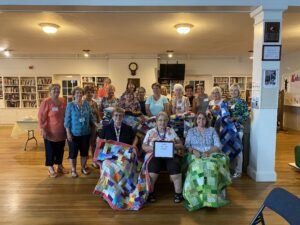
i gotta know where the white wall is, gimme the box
[0,55,253,124]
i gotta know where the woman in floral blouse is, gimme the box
[183,112,231,210]
[99,84,119,119]
[228,83,249,178]
[118,91,141,113]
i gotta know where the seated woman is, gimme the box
[94,107,150,210]
[183,112,231,211]
[142,112,184,203]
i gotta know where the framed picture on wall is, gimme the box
[264,22,280,43]
[262,45,281,61]
[128,78,140,89]
[263,69,278,88]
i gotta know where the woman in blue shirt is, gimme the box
[145,83,169,116]
[64,86,97,178]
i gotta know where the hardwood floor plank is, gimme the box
[0,126,298,225]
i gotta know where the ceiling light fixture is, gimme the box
[167,50,174,58]
[174,23,194,34]
[0,47,5,52]
[3,49,11,57]
[83,49,90,58]
[39,23,60,34]
[248,50,254,60]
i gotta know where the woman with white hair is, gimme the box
[228,83,249,178]
[207,86,225,129]
[171,83,190,114]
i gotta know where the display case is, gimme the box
[4,77,20,108]
[20,77,37,108]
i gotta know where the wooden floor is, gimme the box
[0,126,299,225]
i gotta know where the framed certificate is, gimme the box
[262,45,281,61]
[154,141,174,158]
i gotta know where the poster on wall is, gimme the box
[263,70,278,88]
[264,22,280,43]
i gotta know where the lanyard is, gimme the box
[74,101,84,118]
[114,125,121,142]
[156,128,166,140]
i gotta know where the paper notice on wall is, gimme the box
[290,74,300,93]
[251,81,261,109]
[284,93,300,107]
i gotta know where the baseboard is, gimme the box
[247,166,277,182]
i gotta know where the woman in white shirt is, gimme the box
[171,83,190,114]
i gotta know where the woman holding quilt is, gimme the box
[183,112,231,211]
[94,107,150,210]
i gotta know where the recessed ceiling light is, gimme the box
[83,49,90,58]
[0,47,5,52]
[174,23,194,35]
[248,50,254,60]
[39,23,60,34]
[4,49,11,57]
[167,50,174,58]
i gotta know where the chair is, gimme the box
[250,187,300,225]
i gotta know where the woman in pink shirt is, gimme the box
[38,84,68,178]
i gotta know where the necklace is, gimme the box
[156,128,166,140]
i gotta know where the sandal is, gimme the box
[48,169,58,178]
[174,193,183,203]
[71,170,78,178]
[57,166,69,174]
[147,192,156,203]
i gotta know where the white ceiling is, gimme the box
[0,9,300,58]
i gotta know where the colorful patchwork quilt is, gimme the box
[213,102,243,161]
[93,139,151,210]
[182,152,232,211]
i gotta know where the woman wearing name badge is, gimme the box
[142,111,184,203]
[64,86,97,178]
[183,112,231,211]
[94,107,151,210]
[171,83,190,114]
[38,83,68,178]
[228,84,249,179]
[145,83,169,116]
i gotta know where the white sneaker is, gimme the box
[231,172,242,179]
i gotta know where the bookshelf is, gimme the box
[96,77,108,88]
[0,77,3,99]
[37,77,52,106]
[213,77,230,98]
[20,77,37,108]
[4,77,20,108]
[81,76,96,88]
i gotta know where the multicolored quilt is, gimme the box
[182,152,232,211]
[213,102,243,161]
[93,139,151,211]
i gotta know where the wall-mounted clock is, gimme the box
[129,62,138,76]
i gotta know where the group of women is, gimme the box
[38,79,249,211]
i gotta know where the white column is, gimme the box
[248,6,287,182]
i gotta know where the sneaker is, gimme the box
[231,172,242,179]
[81,168,90,175]
[71,170,78,178]
[174,193,183,203]
[147,192,156,203]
